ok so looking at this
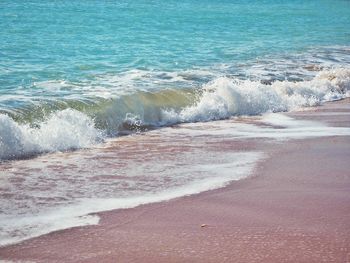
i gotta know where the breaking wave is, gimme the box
[0,68,349,160]
[0,109,103,160]
[162,68,350,123]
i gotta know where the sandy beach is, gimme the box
[2,1,350,262]
[1,99,349,263]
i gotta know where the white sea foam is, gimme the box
[2,107,349,246]
[161,68,350,124]
[168,114,350,141]
[0,109,102,160]
[1,68,349,160]
[0,151,261,246]
[0,213,99,247]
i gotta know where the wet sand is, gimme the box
[1,99,350,262]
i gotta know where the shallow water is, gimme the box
[1,0,350,246]
[1,2,350,157]
[1,113,350,246]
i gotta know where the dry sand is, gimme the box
[1,99,349,262]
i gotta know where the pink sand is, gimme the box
[0,99,349,262]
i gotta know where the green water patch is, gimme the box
[1,87,201,134]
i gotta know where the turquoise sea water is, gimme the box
[1,1,350,246]
[0,0,350,157]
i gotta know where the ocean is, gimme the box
[0,0,350,246]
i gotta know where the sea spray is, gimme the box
[161,68,350,123]
[0,109,103,160]
[0,68,349,160]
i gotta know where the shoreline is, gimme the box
[0,99,349,262]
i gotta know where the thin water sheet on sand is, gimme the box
[0,99,350,262]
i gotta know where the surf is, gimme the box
[1,67,349,160]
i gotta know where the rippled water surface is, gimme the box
[1,0,350,246]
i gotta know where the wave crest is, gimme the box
[0,109,102,160]
[1,68,349,160]
[162,68,350,123]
